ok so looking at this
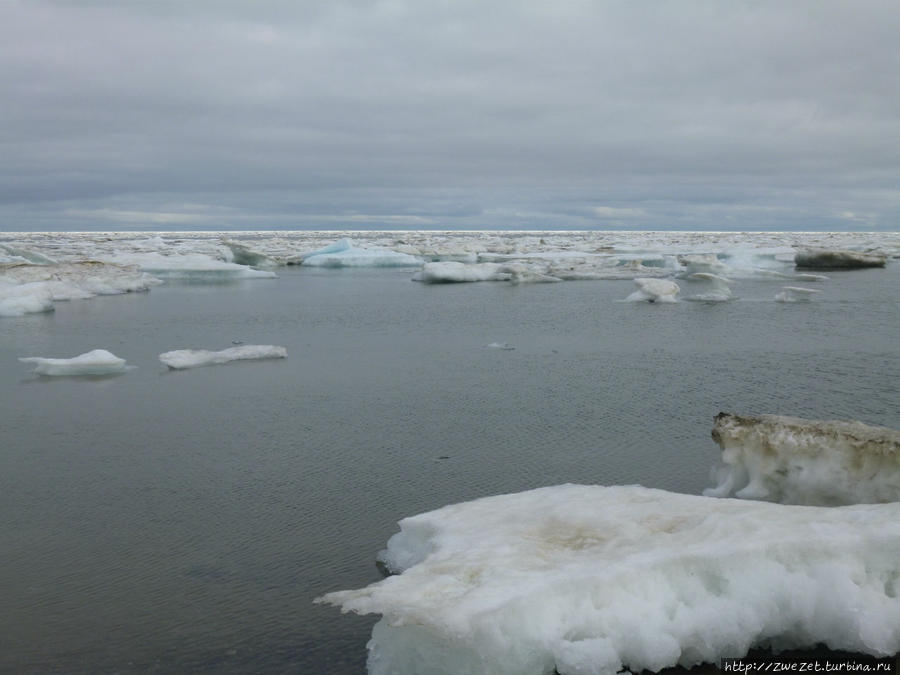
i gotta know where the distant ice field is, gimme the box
[0,231,898,673]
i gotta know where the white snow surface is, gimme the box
[159,345,287,369]
[625,278,680,302]
[319,484,900,675]
[19,349,128,375]
[705,413,900,505]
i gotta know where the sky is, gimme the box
[2,0,899,231]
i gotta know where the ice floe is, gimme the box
[625,278,680,303]
[774,286,820,302]
[319,483,900,675]
[19,349,129,376]
[299,238,422,267]
[705,413,900,505]
[684,272,734,302]
[0,281,55,317]
[1,261,161,298]
[221,239,280,268]
[98,252,276,280]
[159,345,287,369]
[795,249,887,269]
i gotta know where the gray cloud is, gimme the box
[2,0,898,230]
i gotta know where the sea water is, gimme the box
[0,234,898,673]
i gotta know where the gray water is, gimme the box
[1,266,898,674]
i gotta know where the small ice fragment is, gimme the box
[486,342,515,350]
[774,286,820,302]
[159,345,287,370]
[19,349,128,376]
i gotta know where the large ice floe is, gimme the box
[625,278,680,303]
[19,349,129,376]
[795,249,887,269]
[704,413,900,505]
[159,345,287,369]
[298,238,422,267]
[319,483,900,675]
[98,252,277,280]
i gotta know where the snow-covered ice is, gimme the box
[159,345,287,369]
[319,484,900,675]
[774,286,820,302]
[625,278,680,303]
[19,349,129,376]
[704,413,900,505]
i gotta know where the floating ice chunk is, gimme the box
[100,252,276,280]
[318,484,900,675]
[419,262,512,283]
[548,259,671,281]
[299,238,422,267]
[0,281,55,317]
[795,249,887,269]
[792,273,829,282]
[1,261,161,297]
[19,349,128,375]
[221,240,281,268]
[678,253,730,276]
[774,286,820,302]
[685,272,733,302]
[486,342,515,350]
[625,277,679,303]
[704,412,900,505]
[159,345,287,370]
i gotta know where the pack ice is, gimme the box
[319,484,900,675]
[159,345,287,369]
[19,349,129,376]
[705,413,900,505]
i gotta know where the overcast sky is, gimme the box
[2,0,898,231]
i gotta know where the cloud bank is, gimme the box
[2,0,898,230]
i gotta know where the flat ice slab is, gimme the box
[705,413,900,505]
[319,484,900,675]
[159,345,287,369]
[19,349,128,375]
[795,249,887,269]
